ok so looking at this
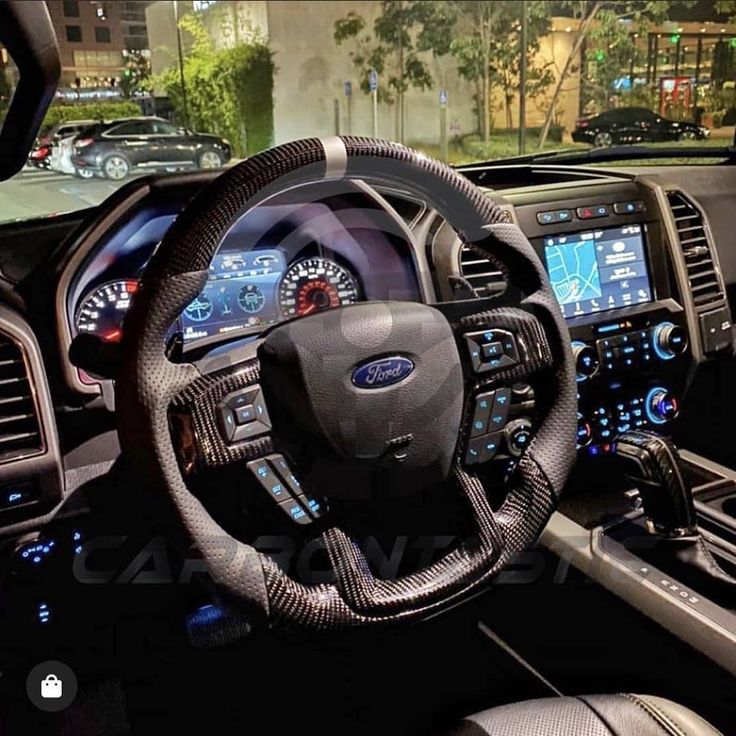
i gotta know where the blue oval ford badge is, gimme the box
[351,356,414,389]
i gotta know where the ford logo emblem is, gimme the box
[351,356,415,389]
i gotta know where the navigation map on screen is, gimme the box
[543,224,652,318]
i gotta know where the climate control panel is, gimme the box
[569,312,690,453]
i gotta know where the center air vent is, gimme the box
[667,192,724,309]
[459,245,506,298]
[0,335,43,463]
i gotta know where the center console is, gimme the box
[501,176,736,675]
[508,180,707,455]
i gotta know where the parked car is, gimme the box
[70,117,232,180]
[572,107,709,147]
[28,120,98,172]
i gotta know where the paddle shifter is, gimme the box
[615,430,736,605]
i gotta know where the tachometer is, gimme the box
[75,280,138,342]
[278,257,359,317]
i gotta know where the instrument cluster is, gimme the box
[74,250,363,347]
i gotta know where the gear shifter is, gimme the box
[615,430,736,606]
[614,430,697,537]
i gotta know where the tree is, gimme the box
[157,12,274,156]
[537,1,684,149]
[443,2,552,140]
[334,0,453,142]
[119,50,152,99]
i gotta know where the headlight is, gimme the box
[700,127,710,136]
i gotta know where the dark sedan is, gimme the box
[71,117,232,180]
[572,107,709,148]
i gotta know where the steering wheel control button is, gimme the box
[278,496,311,525]
[489,388,511,428]
[465,433,502,465]
[465,329,519,373]
[505,418,533,457]
[470,391,494,437]
[235,404,256,424]
[247,459,289,501]
[27,660,78,712]
[219,386,271,444]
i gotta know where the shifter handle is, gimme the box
[614,430,697,537]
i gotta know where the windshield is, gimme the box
[1,0,735,224]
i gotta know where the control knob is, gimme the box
[505,418,533,457]
[572,341,599,380]
[576,412,593,447]
[653,322,687,361]
[645,387,680,425]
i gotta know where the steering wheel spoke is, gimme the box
[321,464,503,616]
[169,354,274,475]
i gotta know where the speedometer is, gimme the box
[278,257,359,317]
[75,279,138,342]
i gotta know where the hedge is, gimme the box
[42,101,142,128]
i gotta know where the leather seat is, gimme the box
[447,693,723,735]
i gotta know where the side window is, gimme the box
[152,121,179,135]
[106,122,146,137]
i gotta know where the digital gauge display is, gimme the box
[180,249,286,342]
[75,279,138,342]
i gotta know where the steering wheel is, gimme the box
[116,137,577,630]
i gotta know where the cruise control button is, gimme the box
[470,391,494,437]
[303,495,325,519]
[247,459,291,501]
[267,453,303,495]
[278,497,311,525]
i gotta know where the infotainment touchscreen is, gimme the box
[543,224,652,318]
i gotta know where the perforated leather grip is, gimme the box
[116,137,577,629]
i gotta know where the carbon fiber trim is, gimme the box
[116,137,576,630]
[172,358,273,472]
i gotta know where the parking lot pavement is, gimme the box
[0,167,140,223]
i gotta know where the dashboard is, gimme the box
[64,182,427,367]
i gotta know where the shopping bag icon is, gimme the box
[41,674,62,699]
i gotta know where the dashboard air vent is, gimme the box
[0,335,42,462]
[667,192,723,308]
[459,245,506,298]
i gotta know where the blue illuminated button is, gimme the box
[0,482,37,509]
[490,388,512,428]
[235,404,256,425]
[556,209,573,221]
[470,391,495,438]
[247,459,290,500]
[537,211,556,225]
[278,497,311,525]
[613,200,644,214]
[480,432,502,462]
